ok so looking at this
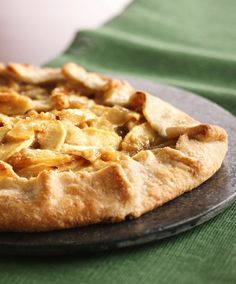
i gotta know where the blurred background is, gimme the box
[0,0,131,64]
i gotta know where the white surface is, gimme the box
[0,0,131,64]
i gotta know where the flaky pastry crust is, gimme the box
[0,63,228,231]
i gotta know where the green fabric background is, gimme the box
[1,0,236,283]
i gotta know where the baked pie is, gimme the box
[0,63,228,231]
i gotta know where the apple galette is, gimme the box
[0,63,228,231]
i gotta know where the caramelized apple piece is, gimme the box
[37,120,66,150]
[0,135,34,161]
[0,91,32,115]
[64,123,121,149]
[61,144,101,162]
[8,149,73,170]
[122,123,165,155]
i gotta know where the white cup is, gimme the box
[0,0,130,64]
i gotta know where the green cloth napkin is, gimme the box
[1,0,236,283]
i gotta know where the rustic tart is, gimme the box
[0,63,228,231]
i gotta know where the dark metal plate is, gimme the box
[0,77,235,255]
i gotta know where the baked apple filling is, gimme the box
[0,63,172,179]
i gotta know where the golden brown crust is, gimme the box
[0,63,228,231]
[131,91,198,137]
